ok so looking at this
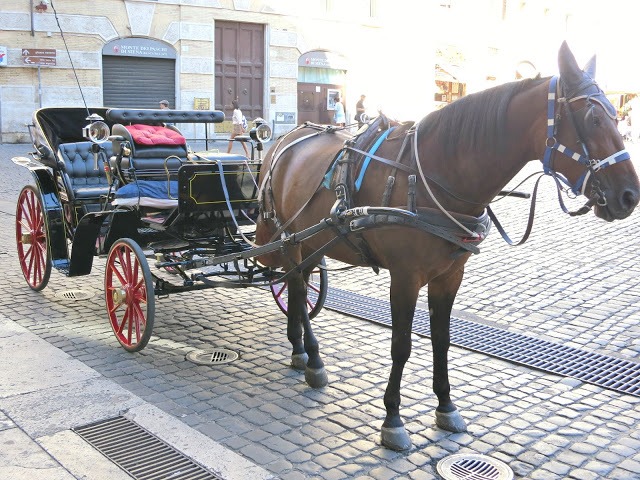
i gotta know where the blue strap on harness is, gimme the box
[354,127,394,191]
[322,151,344,189]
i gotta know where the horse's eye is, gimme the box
[584,107,601,130]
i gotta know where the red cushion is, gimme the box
[125,124,186,146]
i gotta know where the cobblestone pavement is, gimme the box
[2,142,640,479]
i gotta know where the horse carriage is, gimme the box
[13,106,328,352]
[13,42,640,451]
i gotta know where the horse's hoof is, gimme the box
[291,353,308,371]
[435,409,467,432]
[381,426,412,451]
[304,366,328,388]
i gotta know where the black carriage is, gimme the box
[13,107,327,351]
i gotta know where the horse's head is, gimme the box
[545,41,639,221]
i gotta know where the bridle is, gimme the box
[542,75,630,205]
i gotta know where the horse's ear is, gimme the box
[583,55,596,79]
[558,40,582,85]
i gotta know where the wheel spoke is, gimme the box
[26,246,35,280]
[118,307,130,336]
[108,300,123,315]
[115,248,129,280]
[24,192,35,221]
[110,259,128,286]
[32,246,42,285]
[273,282,286,300]
[132,257,139,286]
[131,302,146,342]
[308,282,321,295]
[127,305,135,344]
[132,279,147,302]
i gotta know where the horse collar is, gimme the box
[542,75,630,197]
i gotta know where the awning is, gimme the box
[298,50,349,70]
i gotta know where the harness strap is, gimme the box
[346,145,416,175]
[353,128,395,190]
[487,174,547,246]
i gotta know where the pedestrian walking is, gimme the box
[227,99,250,156]
[355,94,366,128]
[333,95,345,127]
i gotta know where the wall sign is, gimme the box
[275,112,295,124]
[21,48,56,66]
[194,98,211,110]
[102,38,176,59]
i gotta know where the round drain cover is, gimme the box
[437,454,513,480]
[54,289,95,301]
[186,348,239,365]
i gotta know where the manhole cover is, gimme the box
[186,348,239,365]
[54,289,95,301]
[437,454,513,480]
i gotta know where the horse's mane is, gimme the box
[421,76,549,157]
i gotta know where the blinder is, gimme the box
[542,75,630,199]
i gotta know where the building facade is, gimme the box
[1,0,594,144]
[1,0,394,142]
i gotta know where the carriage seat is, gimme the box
[111,124,188,179]
[57,141,113,200]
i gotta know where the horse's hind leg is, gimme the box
[381,274,419,451]
[287,267,328,388]
[428,267,467,433]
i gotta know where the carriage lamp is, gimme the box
[83,113,110,144]
[249,118,272,144]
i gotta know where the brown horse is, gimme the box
[255,42,640,450]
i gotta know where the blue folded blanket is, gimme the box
[115,180,178,199]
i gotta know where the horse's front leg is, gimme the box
[428,267,467,433]
[287,267,328,388]
[381,274,419,451]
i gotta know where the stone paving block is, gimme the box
[568,468,600,480]
[509,460,535,478]
[319,468,349,480]
[367,466,397,480]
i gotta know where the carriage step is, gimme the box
[148,239,191,252]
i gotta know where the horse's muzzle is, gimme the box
[594,186,639,221]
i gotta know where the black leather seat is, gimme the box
[57,141,112,201]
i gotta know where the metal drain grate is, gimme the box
[437,454,514,480]
[54,289,95,301]
[325,287,640,397]
[74,416,222,480]
[186,348,239,365]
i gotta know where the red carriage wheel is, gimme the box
[15,185,52,291]
[105,238,155,352]
[270,258,328,319]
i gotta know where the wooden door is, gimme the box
[298,83,343,125]
[215,21,264,120]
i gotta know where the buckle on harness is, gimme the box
[461,232,484,243]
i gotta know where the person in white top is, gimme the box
[227,99,249,156]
